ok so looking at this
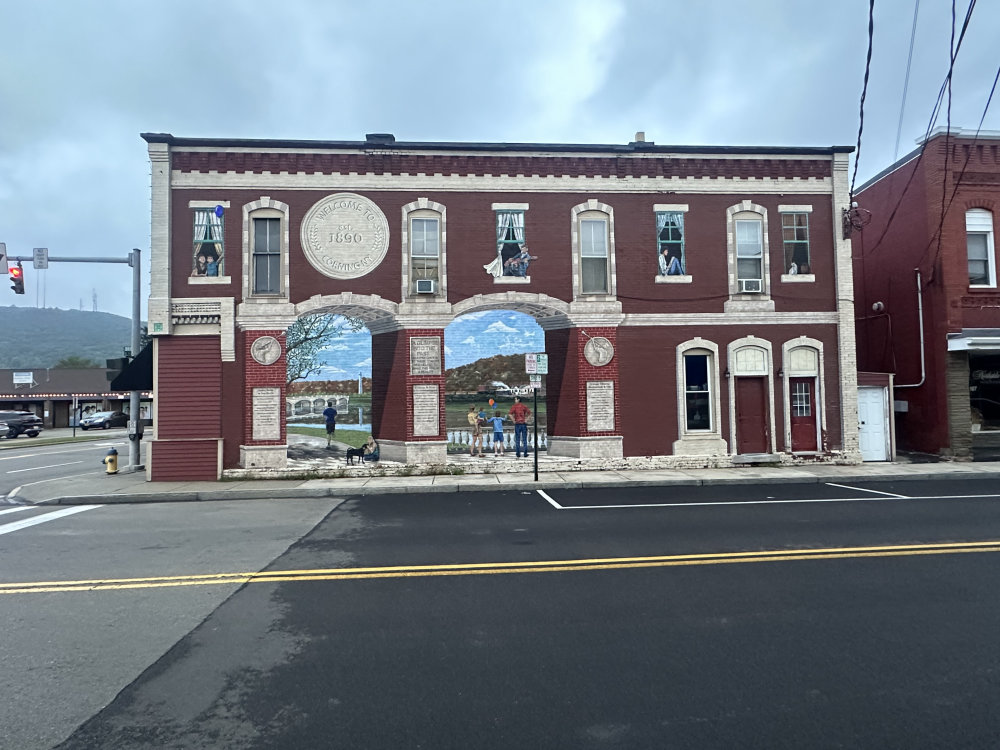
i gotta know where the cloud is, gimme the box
[485,321,520,334]
[461,336,477,345]
[353,358,372,367]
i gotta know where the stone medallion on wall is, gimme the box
[584,337,615,367]
[300,193,389,279]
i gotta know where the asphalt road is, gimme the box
[3,480,1000,749]
[0,431,140,497]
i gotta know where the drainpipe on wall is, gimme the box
[895,269,926,389]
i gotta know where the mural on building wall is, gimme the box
[191,205,225,276]
[300,193,389,279]
[484,209,538,278]
[656,211,685,276]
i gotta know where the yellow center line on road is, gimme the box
[3,540,1000,594]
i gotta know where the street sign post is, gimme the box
[32,247,48,270]
[525,353,549,482]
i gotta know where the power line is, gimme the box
[850,0,877,203]
[894,0,921,160]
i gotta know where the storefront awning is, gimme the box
[110,344,153,391]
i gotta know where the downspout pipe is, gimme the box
[895,268,926,388]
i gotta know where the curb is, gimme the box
[19,468,1000,505]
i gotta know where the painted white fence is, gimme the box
[447,430,547,450]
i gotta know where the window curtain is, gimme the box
[208,211,224,257]
[193,209,210,244]
[485,211,524,278]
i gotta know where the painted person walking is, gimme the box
[322,400,338,448]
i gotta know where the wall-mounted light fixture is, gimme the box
[777,368,784,378]
[723,368,731,379]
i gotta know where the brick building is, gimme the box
[142,132,859,480]
[854,128,1000,458]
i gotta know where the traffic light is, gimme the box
[9,262,24,294]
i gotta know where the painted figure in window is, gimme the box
[503,244,538,277]
[656,212,685,275]
[191,253,208,276]
[658,247,685,275]
[205,250,223,277]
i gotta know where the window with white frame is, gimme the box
[967,209,996,287]
[656,211,685,276]
[781,212,810,275]
[410,214,440,293]
[580,216,609,293]
[192,207,224,277]
[683,352,712,431]
[735,217,763,291]
[252,217,281,294]
[792,381,812,417]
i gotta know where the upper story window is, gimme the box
[410,215,440,292]
[735,217,763,292]
[252,217,281,294]
[496,210,527,277]
[781,212,810,275]
[580,216,609,294]
[189,203,228,279]
[967,209,996,287]
[657,212,685,276]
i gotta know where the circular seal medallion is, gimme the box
[584,337,615,367]
[300,192,389,279]
[251,336,281,366]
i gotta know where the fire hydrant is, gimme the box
[103,447,118,475]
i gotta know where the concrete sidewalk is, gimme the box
[7,455,1000,506]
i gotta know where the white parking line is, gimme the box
[537,490,561,509]
[0,505,102,536]
[541,492,1000,510]
[825,482,908,498]
[7,461,85,474]
[0,507,31,517]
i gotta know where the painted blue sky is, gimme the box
[311,310,545,381]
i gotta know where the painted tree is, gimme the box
[285,314,364,384]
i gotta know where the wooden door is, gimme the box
[790,377,818,451]
[736,376,769,454]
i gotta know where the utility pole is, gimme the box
[5,247,144,472]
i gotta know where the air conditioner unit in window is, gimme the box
[739,278,763,294]
[415,279,437,294]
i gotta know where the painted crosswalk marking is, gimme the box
[0,505,102,536]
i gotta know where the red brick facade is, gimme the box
[144,132,859,478]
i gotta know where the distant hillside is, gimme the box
[290,353,535,395]
[0,306,135,368]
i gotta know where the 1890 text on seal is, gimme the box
[300,193,389,279]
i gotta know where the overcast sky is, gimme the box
[1,0,997,320]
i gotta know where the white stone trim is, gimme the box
[831,151,861,460]
[780,274,816,283]
[188,200,231,208]
[493,276,532,284]
[674,337,727,455]
[171,171,833,195]
[726,336,776,455]
[571,199,617,301]
[778,204,813,213]
[492,202,530,210]
[621,311,838,326]
[653,204,689,212]
[242,197,290,301]
[724,200,772,309]
[401,198,447,300]
[148,142,172,335]
[188,276,232,285]
[654,275,693,284]
[781,337,826,454]
[547,435,623,459]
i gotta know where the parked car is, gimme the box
[0,410,44,439]
[80,411,128,430]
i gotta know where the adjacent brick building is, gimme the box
[854,128,1000,458]
[142,132,860,480]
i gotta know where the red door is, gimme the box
[736,377,769,454]
[790,377,818,451]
